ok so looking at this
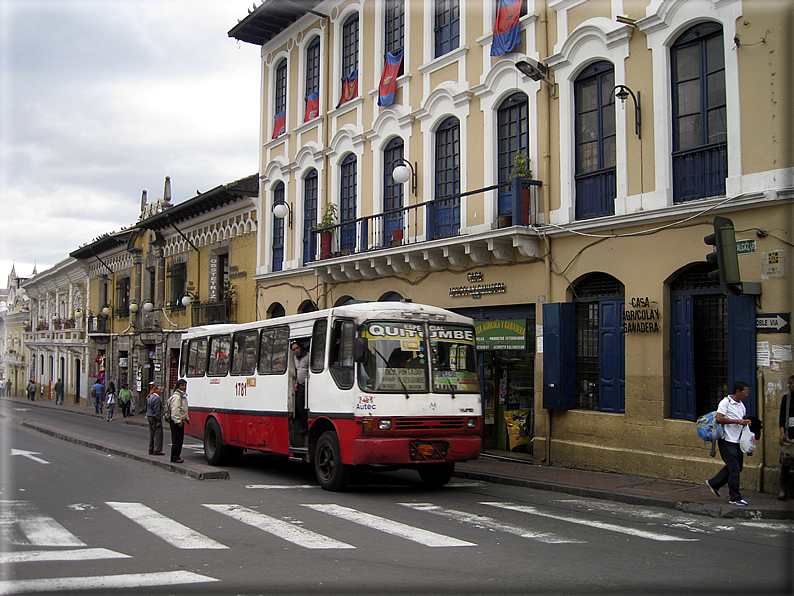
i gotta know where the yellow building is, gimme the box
[232,0,792,492]
[70,175,259,405]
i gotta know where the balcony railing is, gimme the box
[191,301,234,326]
[87,316,110,334]
[309,177,540,262]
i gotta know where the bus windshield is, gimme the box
[358,321,429,393]
[429,324,478,393]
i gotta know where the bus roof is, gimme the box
[179,302,474,340]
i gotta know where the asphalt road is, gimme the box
[1,403,793,595]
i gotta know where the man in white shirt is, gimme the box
[291,342,309,435]
[706,381,752,505]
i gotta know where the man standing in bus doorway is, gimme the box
[291,342,309,436]
[166,379,190,463]
[147,384,165,456]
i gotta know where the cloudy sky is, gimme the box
[0,0,262,284]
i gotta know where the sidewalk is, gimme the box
[5,393,793,519]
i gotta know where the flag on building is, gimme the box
[490,0,523,57]
[272,110,286,139]
[304,92,320,122]
[337,71,358,108]
[377,49,404,107]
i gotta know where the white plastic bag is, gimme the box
[739,425,756,454]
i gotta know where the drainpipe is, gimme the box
[318,11,331,309]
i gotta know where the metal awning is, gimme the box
[228,0,324,46]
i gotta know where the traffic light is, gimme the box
[704,215,741,296]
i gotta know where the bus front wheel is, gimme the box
[314,431,351,491]
[417,462,455,487]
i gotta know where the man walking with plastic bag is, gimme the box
[706,381,752,506]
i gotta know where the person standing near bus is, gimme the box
[146,384,164,456]
[291,341,309,435]
[166,379,189,463]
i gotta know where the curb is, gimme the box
[19,420,229,481]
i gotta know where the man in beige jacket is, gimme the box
[166,379,190,463]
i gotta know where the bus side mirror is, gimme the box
[354,337,369,364]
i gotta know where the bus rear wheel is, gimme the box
[314,431,351,491]
[417,462,455,487]
[204,418,242,466]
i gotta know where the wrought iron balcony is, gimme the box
[306,177,543,283]
[191,300,234,326]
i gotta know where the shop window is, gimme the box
[670,263,755,420]
[671,23,727,203]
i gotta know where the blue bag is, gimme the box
[697,411,723,457]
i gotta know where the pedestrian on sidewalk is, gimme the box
[146,384,165,456]
[778,374,794,501]
[707,381,752,506]
[105,382,117,421]
[54,378,64,405]
[91,379,104,414]
[26,380,36,401]
[119,383,132,417]
[5,380,11,397]
[165,379,189,464]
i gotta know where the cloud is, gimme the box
[0,0,261,283]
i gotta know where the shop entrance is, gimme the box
[482,351,535,452]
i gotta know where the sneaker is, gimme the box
[706,480,721,497]
[728,499,747,506]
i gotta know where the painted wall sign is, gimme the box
[474,318,527,350]
[622,297,660,333]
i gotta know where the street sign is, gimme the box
[756,312,790,334]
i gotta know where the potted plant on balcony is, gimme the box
[313,203,338,259]
[501,151,534,227]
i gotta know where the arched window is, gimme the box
[340,154,357,253]
[497,92,529,217]
[574,61,615,220]
[304,37,321,122]
[671,22,727,203]
[384,137,404,243]
[434,116,460,239]
[303,170,318,265]
[269,303,285,319]
[380,292,404,302]
[272,59,287,138]
[272,182,285,272]
[342,13,359,78]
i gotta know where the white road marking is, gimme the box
[482,502,699,542]
[245,484,317,489]
[204,504,355,550]
[304,503,476,547]
[0,570,218,594]
[105,502,227,549]
[9,449,49,465]
[0,501,85,547]
[399,502,584,544]
[0,548,130,564]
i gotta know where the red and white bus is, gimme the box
[179,302,482,490]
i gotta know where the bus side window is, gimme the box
[271,327,289,373]
[208,335,231,377]
[188,338,208,377]
[258,329,273,374]
[231,331,258,376]
[310,319,327,373]
[329,319,355,389]
[179,340,189,377]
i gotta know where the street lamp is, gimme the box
[391,159,417,196]
[613,84,641,139]
[273,201,293,228]
[142,300,154,313]
[101,304,112,317]
[129,301,140,314]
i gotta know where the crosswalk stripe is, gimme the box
[303,504,476,547]
[106,502,228,549]
[0,570,218,594]
[204,504,356,550]
[399,503,584,544]
[0,501,85,547]
[481,502,699,542]
[0,548,130,565]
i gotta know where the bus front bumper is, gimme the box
[351,436,481,465]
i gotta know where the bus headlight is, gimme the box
[466,418,478,429]
[378,419,392,430]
